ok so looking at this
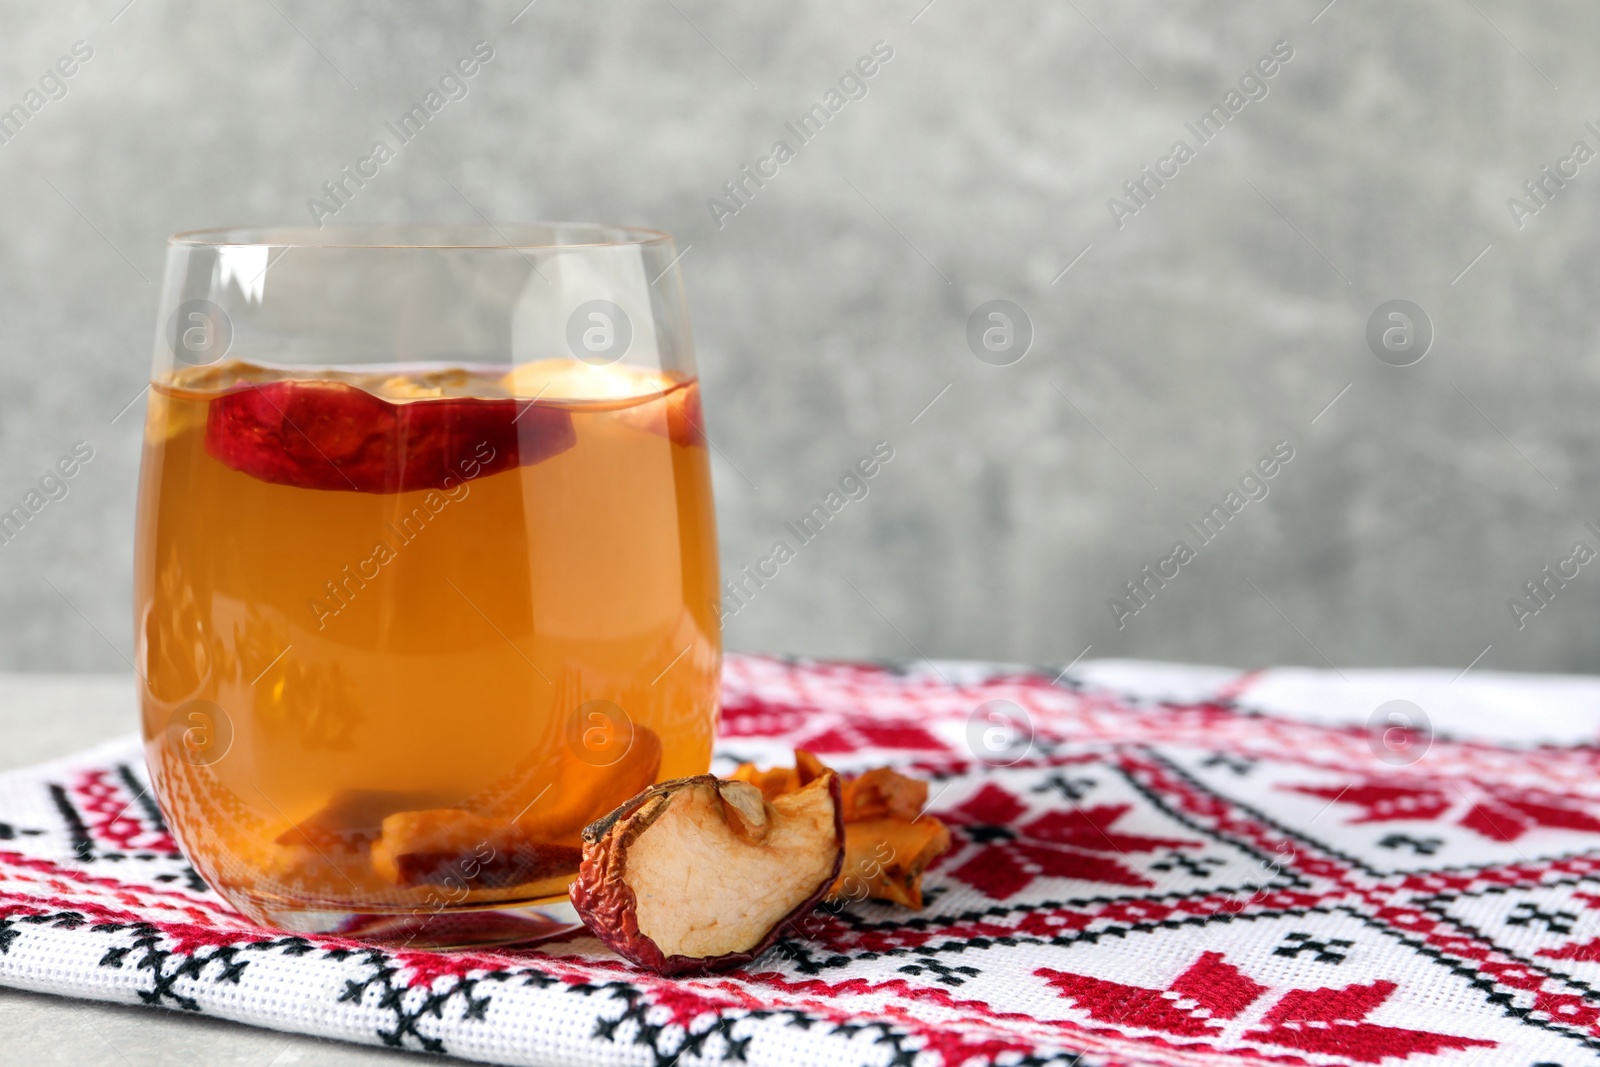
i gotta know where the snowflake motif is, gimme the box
[1287,780,1600,843]
[942,783,1199,900]
[1038,951,1494,1062]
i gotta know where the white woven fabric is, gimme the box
[4,654,1600,1066]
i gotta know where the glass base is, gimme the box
[241,895,585,950]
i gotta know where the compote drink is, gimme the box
[135,358,719,929]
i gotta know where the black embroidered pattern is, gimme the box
[1202,752,1255,775]
[115,762,170,836]
[78,916,255,1010]
[1507,901,1580,935]
[1379,834,1445,855]
[576,981,752,1066]
[897,957,981,985]
[48,783,94,862]
[1033,774,1097,801]
[1274,931,1354,963]
[328,945,556,1053]
[1150,852,1226,877]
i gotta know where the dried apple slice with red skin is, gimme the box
[274,788,456,849]
[571,772,843,976]
[205,380,576,493]
[371,809,582,889]
[732,752,950,910]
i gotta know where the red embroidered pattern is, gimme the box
[1,654,1599,1067]
[71,768,177,855]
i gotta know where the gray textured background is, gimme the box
[0,0,1596,676]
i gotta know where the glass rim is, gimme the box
[167,222,675,251]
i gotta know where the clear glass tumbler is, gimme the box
[135,224,720,946]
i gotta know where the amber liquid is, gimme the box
[135,360,719,924]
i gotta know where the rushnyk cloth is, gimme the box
[8,658,1600,1065]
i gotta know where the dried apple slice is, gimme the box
[274,788,454,849]
[726,762,797,801]
[503,360,705,448]
[370,809,581,890]
[669,382,704,448]
[614,380,704,449]
[205,379,575,493]
[830,817,951,910]
[504,359,666,401]
[729,748,828,801]
[363,726,664,891]
[571,772,843,976]
[839,766,927,822]
[731,751,950,910]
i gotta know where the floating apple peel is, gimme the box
[205,378,577,493]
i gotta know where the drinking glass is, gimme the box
[135,224,720,946]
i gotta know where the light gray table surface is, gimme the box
[0,673,478,1067]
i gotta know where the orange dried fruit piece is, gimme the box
[274,789,452,849]
[290,726,663,894]
[571,772,843,976]
[370,809,582,891]
[833,817,952,910]
[727,748,828,800]
[726,762,796,800]
[840,766,928,822]
[732,750,950,910]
